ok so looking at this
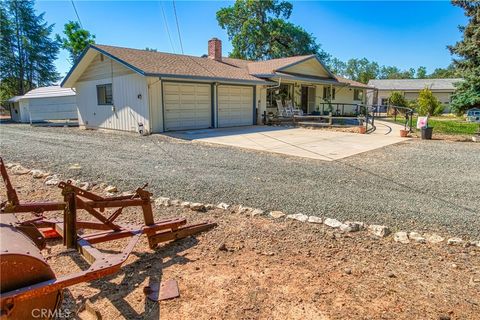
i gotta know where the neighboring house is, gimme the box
[367,78,463,113]
[7,86,77,123]
[61,38,372,133]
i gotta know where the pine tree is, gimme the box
[448,0,480,115]
[0,0,59,99]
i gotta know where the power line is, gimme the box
[160,2,176,53]
[172,0,184,54]
[70,0,83,28]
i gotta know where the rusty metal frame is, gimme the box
[0,157,216,316]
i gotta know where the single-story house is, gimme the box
[366,78,463,113]
[61,38,372,133]
[7,86,77,123]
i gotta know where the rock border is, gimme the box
[4,162,480,249]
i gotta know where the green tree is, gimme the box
[428,64,459,78]
[415,87,443,116]
[56,21,95,63]
[0,0,59,98]
[416,66,427,78]
[327,57,347,76]
[388,91,409,108]
[216,0,329,61]
[344,58,379,83]
[448,0,480,115]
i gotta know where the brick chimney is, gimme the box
[208,38,222,61]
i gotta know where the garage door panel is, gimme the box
[218,85,253,128]
[164,82,212,131]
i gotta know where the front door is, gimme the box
[301,86,308,114]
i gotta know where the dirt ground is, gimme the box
[1,172,480,320]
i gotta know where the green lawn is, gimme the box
[387,116,479,135]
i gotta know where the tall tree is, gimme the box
[56,21,95,63]
[448,0,480,114]
[416,66,427,78]
[344,58,379,84]
[0,0,59,98]
[216,0,329,61]
[428,64,459,78]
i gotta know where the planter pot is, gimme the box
[358,126,366,134]
[421,127,433,140]
[400,129,409,138]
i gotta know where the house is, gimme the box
[61,38,372,133]
[7,86,77,123]
[367,78,463,113]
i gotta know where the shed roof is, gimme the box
[22,86,76,99]
[367,78,463,91]
[7,96,23,103]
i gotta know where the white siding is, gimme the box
[27,96,77,122]
[19,100,30,122]
[257,86,266,124]
[76,73,149,132]
[147,77,163,133]
[10,102,21,122]
[77,54,132,82]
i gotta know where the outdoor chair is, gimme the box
[286,100,304,116]
[277,99,293,117]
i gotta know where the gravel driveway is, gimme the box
[1,124,479,239]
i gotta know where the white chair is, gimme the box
[286,100,303,116]
[277,99,293,117]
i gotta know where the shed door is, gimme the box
[217,85,253,127]
[28,96,77,122]
[164,82,212,131]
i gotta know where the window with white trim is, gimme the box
[97,83,113,105]
[354,89,363,101]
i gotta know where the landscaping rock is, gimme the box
[424,233,444,244]
[447,237,463,246]
[340,222,361,232]
[154,197,171,207]
[170,199,181,206]
[323,218,342,229]
[394,232,410,244]
[286,213,308,222]
[250,208,265,217]
[104,185,118,193]
[78,182,92,190]
[307,216,323,224]
[44,175,60,186]
[5,163,19,169]
[368,225,391,238]
[180,201,191,208]
[12,165,30,175]
[216,202,230,210]
[237,205,254,214]
[205,204,215,210]
[190,203,206,212]
[31,169,48,179]
[69,163,82,170]
[269,211,286,219]
[408,232,426,243]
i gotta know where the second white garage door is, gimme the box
[218,85,254,127]
[164,82,212,131]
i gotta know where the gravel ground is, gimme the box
[1,123,479,239]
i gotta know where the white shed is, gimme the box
[9,86,78,123]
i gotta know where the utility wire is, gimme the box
[172,0,184,54]
[70,0,83,28]
[160,1,176,53]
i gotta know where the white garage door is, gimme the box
[28,96,77,122]
[218,85,254,127]
[164,82,212,131]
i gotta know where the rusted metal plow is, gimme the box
[0,157,216,319]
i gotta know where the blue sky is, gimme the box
[35,0,467,78]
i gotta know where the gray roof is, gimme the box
[367,78,463,91]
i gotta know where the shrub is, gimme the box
[416,87,444,116]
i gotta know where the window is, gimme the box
[267,83,293,108]
[381,98,389,106]
[354,89,363,101]
[97,84,113,105]
[323,87,335,100]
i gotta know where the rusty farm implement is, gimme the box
[0,157,216,319]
